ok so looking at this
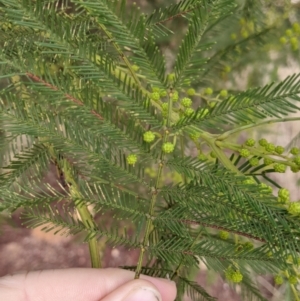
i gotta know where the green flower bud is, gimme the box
[274,163,287,173]
[187,88,196,96]
[162,142,175,153]
[259,183,272,194]
[286,29,293,37]
[171,91,179,101]
[132,64,139,71]
[242,177,256,185]
[184,108,195,116]
[240,148,251,158]
[230,33,237,40]
[264,158,273,165]
[190,132,201,141]
[204,87,213,95]
[143,131,155,143]
[291,165,300,173]
[275,146,285,154]
[288,202,300,215]
[160,90,167,97]
[278,188,290,202]
[219,231,229,240]
[280,37,288,44]
[151,92,160,101]
[210,151,217,158]
[225,268,243,283]
[293,23,300,32]
[291,37,298,46]
[290,147,300,155]
[127,154,137,165]
[274,275,284,285]
[288,275,298,285]
[293,156,300,166]
[198,153,207,160]
[152,87,160,92]
[249,158,259,166]
[167,73,175,81]
[181,97,192,108]
[265,143,275,152]
[161,103,168,111]
[223,66,231,73]
[220,89,228,97]
[259,138,268,147]
[245,138,255,147]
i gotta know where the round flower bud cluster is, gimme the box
[162,142,175,153]
[265,143,275,152]
[127,154,137,165]
[249,157,259,166]
[204,87,213,95]
[274,163,286,173]
[219,230,229,240]
[186,88,196,96]
[293,156,300,166]
[210,151,217,158]
[220,89,228,98]
[288,275,298,285]
[245,138,255,147]
[280,24,300,51]
[143,131,155,143]
[240,148,250,158]
[160,90,167,97]
[184,108,195,116]
[171,91,179,102]
[198,153,207,160]
[275,146,284,154]
[181,97,192,108]
[288,202,300,215]
[290,147,300,155]
[225,267,243,283]
[278,188,290,203]
[264,158,273,165]
[259,138,268,147]
[259,183,272,194]
[151,92,160,101]
[161,103,168,111]
[242,177,256,185]
[274,275,284,285]
[291,165,300,173]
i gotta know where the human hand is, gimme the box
[0,268,177,301]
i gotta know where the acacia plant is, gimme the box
[1,0,300,300]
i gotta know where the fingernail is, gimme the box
[123,286,162,301]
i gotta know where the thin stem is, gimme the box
[75,200,101,268]
[217,117,300,141]
[180,135,187,184]
[199,132,242,174]
[134,93,174,279]
[216,140,298,167]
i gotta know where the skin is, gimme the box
[0,268,177,301]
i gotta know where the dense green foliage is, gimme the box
[1,0,300,300]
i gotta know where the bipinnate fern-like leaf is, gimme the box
[1,0,300,300]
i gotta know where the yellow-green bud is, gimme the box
[204,87,213,95]
[220,89,228,98]
[127,154,137,165]
[219,231,229,240]
[162,142,175,153]
[187,88,196,96]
